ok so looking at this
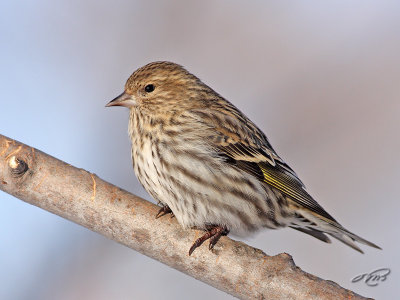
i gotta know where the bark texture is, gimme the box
[0,134,371,299]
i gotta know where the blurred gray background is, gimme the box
[1,1,399,299]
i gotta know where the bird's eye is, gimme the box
[145,84,155,93]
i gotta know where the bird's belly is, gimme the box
[132,139,287,234]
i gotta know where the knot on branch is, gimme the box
[8,156,29,177]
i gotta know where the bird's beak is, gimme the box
[106,92,137,108]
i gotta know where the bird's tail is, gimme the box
[326,225,381,253]
[290,211,381,253]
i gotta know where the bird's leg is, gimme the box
[189,225,229,256]
[155,204,174,219]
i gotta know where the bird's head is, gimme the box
[106,61,211,113]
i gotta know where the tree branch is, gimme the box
[0,134,370,299]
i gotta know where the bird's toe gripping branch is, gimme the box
[155,204,174,219]
[189,225,229,256]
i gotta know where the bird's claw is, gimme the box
[156,205,174,219]
[189,225,229,256]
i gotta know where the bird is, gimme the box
[106,61,381,255]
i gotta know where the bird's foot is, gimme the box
[155,204,174,219]
[189,225,229,256]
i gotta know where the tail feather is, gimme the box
[331,226,382,250]
[327,232,364,253]
[289,226,332,244]
[291,211,381,253]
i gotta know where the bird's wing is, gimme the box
[217,140,337,222]
[188,101,337,223]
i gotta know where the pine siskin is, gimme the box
[106,61,381,255]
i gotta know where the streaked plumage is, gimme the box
[106,61,380,254]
